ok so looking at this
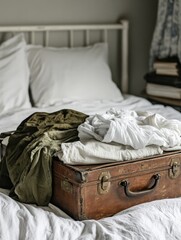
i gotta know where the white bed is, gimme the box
[0,20,181,240]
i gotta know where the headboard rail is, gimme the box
[0,20,129,93]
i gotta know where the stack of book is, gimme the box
[144,56,181,100]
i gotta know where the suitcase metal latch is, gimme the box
[98,172,111,194]
[169,158,181,179]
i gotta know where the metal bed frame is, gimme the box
[0,19,129,94]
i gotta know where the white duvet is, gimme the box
[0,95,181,133]
[1,95,181,240]
[1,189,181,240]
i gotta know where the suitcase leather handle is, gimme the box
[120,174,160,198]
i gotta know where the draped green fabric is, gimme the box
[0,109,88,205]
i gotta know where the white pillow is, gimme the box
[0,34,31,114]
[27,43,123,107]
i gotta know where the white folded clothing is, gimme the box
[78,108,181,150]
[56,139,163,165]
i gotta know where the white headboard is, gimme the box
[0,20,129,93]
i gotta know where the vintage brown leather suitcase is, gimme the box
[51,150,181,220]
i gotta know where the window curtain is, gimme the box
[149,0,181,70]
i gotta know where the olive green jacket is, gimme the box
[0,109,87,205]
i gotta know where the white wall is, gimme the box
[0,0,158,95]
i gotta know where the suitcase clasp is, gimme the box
[169,158,181,179]
[98,172,111,194]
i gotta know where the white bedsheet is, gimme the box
[0,95,181,240]
[0,94,181,133]
[0,188,181,240]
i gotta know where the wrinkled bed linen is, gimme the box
[57,140,163,165]
[0,95,181,240]
[0,95,181,134]
[78,108,181,150]
[0,109,87,205]
[0,96,181,201]
[0,189,181,240]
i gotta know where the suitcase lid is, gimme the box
[57,150,181,171]
[53,150,181,184]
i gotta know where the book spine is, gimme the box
[144,73,181,88]
[146,88,181,99]
[155,69,181,76]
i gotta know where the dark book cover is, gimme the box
[154,55,180,63]
[144,72,181,88]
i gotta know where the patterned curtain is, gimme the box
[149,0,181,70]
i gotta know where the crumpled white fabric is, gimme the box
[78,109,181,150]
[57,140,163,165]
